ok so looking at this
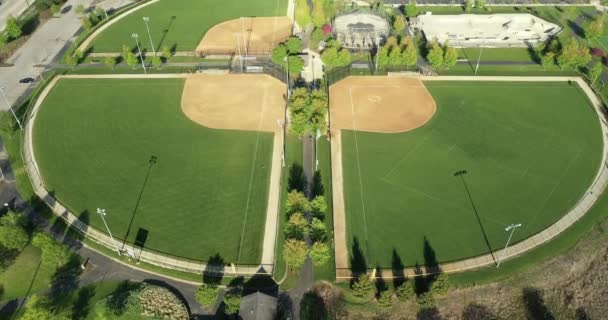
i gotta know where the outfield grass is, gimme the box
[341,81,602,268]
[32,78,273,264]
[314,138,336,281]
[87,0,287,53]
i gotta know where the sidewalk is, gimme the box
[333,76,608,280]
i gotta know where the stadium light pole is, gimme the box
[241,17,248,57]
[97,208,122,256]
[132,33,147,74]
[142,17,156,56]
[234,33,243,72]
[496,223,522,268]
[315,129,320,171]
[475,42,484,75]
[0,86,23,130]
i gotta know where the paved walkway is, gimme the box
[332,76,608,280]
[22,74,283,277]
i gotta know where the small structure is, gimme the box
[238,291,277,320]
[333,10,390,49]
[410,13,561,47]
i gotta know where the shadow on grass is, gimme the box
[122,155,157,249]
[156,16,177,53]
[288,163,306,193]
[203,253,225,286]
[47,256,83,312]
[522,287,555,320]
[462,303,497,320]
[104,280,142,317]
[310,171,324,198]
[391,248,405,288]
[71,285,95,320]
[349,237,367,284]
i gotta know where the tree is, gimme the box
[395,281,415,301]
[465,0,473,12]
[584,14,605,40]
[285,212,309,240]
[152,55,163,69]
[388,47,402,66]
[104,56,116,69]
[430,273,449,295]
[443,44,458,69]
[376,45,391,67]
[385,36,398,48]
[0,212,28,250]
[50,3,61,15]
[286,36,303,54]
[475,0,486,9]
[295,0,312,27]
[312,0,326,27]
[195,283,219,308]
[426,41,444,70]
[73,49,84,63]
[402,42,418,69]
[377,290,392,307]
[321,47,339,66]
[557,39,591,71]
[309,241,331,266]
[75,4,86,15]
[405,2,418,17]
[0,33,7,49]
[540,51,555,70]
[161,46,172,60]
[310,218,327,242]
[287,55,304,76]
[65,55,78,69]
[393,15,406,35]
[290,112,310,136]
[589,62,603,85]
[310,196,327,219]
[5,16,22,39]
[21,295,52,320]
[286,191,310,216]
[123,45,138,68]
[352,274,373,298]
[337,48,352,66]
[223,293,241,315]
[283,239,308,269]
[32,233,71,266]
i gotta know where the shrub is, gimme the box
[416,291,435,308]
[31,232,71,266]
[5,16,22,39]
[591,47,604,57]
[310,196,327,219]
[310,218,327,242]
[352,274,373,298]
[377,290,392,307]
[283,239,308,269]
[223,293,241,316]
[285,212,309,240]
[309,241,331,266]
[430,273,449,295]
[96,284,189,320]
[395,281,415,301]
[195,283,219,308]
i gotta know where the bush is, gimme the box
[309,241,331,266]
[5,16,22,39]
[591,47,604,57]
[31,232,71,266]
[377,290,392,307]
[430,273,449,295]
[285,212,309,240]
[416,291,435,308]
[223,293,241,316]
[351,274,373,298]
[195,283,219,308]
[395,281,415,301]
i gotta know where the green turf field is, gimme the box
[88,0,287,53]
[341,81,603,268]
[32,78,273,264]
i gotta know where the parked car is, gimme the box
[19,77,35,84]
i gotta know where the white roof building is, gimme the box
[411,13,561,47]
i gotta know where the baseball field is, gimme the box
[87,0,288,53]
[336,79,603,268]
[31,76,285,264]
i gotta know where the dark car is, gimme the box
[19,77,35,84]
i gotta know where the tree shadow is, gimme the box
[71,285,96,320]
[310,171,325,198]
[243,273,278,297]
[277,291,294,320]
[349,237,367,284]
[0,299,19,319]
[567,20,585,38]
[65,209,89,245]
[288,163,306,193]
[526,43,541,64]
[391,248,405,288]
[300,291,326,320]
[374,265,387,299]
[522,287,555,320]
[122,155,157,248]
[0,246,19,271]
[575,307,590,320]
[417,306,443,320]
[156,16,177,52]
[47,256,83,312]
[104,281,142,316]
[203,253,225,286]
[462,303,496,320]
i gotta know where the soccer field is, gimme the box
[32,78,274,264]
[341,81,603,268]
[87,0,287,53]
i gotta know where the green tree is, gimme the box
[388,47,402,66]
[464,0,473,12]
[426,41,444,69]
[475,0,486,9]
[310,196,327,219]
[377,290,392,307]
[321,47,339,66]
[584,14,605,40]
[385,36,399,48]
[152,55,163,69]
[376,46,390,67]
[0,212,28,250]
[402,42,418,69]
[0,33,7,49]
[309,91,328,134]
[124,49,138,68]
[65,55,78,69]
[75,4,86,15]
[405,2,418,17]
[104,56,116,69]
[50,3,61,15]
[81,16,93,30]
[21,295,52,320]
[295,0,312,26]
[312,0,326,27]
[286,190,311,215]
[195,284,219,308]
[286,36,303,54]
[290,112,310,136]
[431,273,449,295]
[161,46,172,61]
[285,212,309,239]
[272,44,287,66]
[32,233,71,267]
[443,44,458,69]
[558,39,591,71]
[283,239,308,269]
[337,48,352,66]
[310,218,327,242]
[393,15,406,35]
[5,16,22,39]
[309,241,331,266]
[288,55,304,76]
[540,51,555,70]
[223,293,241,315]
[73,49,84,63]
[352,274,373,298]
[589,62,603,85]
[395,281,415,301]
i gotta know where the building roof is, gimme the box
[238,291,278,320]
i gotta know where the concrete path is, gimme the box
[22,74,281,277]
[332,76,608,280]
[0,0,29,30]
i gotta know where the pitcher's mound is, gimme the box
[181,74,286,132]
[329,76,436,133]
[196,17,292,56]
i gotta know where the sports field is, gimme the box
[87,0,287,53]
[340,81,603,268]
[32,78,274,264]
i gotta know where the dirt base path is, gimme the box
[331,76,608,280]
[196,17,292,56]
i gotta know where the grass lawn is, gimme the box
[87,0,287,53]
[32,78,273,264]
[341,81,602,268]
[313,138,336,281]
[0,246,57,303]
